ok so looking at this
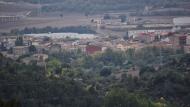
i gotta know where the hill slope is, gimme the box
[1,0,189,12]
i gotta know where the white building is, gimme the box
[25,33,97,40]
[128,29,171,38]
[173,17,190,26]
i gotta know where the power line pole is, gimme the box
[160,46,163,66]
[159,35,163,67]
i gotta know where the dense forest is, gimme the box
[0,47,190,107]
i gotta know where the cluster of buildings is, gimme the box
[0,33,104,66]
[91,13,190,52]
[1,28,190,60]
[0,36,34,56]
[0,16,20,24]
[0,36,48,66]
[1,13,190,66]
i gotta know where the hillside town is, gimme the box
[1,0,190,107]
[0,15,190,66]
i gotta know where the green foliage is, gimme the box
[104,88,165,107]
[40,0,184,12]
[119,14,127,23]
[123,31,129,40]
[7,47,13,54]
[13,26,96,34]
[96,49,125,66]
[125,48,135,60]
[100,66,112,77]
[0,47,189,107]
[140,66,156,76]
[146,69,190,106]
[2,0,188,13]
[10,29,19,35]
[15,36,23,46]
[29,45,37,53]
[0,99,21,107]
[47,58,62,76]
[104,14,111,20]
[133,47,175,67]
[0,55,100,107]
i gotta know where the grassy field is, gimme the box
[0,13,92,33]
[0,2,92,33]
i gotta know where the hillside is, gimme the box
[0,47,190,107]
[1,0,189,12]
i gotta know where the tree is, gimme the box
[0,99,4,107]
[7,47,13,54]
[0,99,21,107]
[29,45,37,53]
[91,19,94,23]
[85,11,90,17]
[43,36,50,42]
[104,88,155,107]
[119,14,127,22]
[100,67,112,77]
[47,58,62,76]
[60,14,63,18]
[124,31,129,40]
[126,48,135,60]
[10,29,19,35]
[23,27,31,34]
[140,66,156,76]
[104,88,129,107]
[15,36,23,46]
[104,14,111,20]
[0,42,6,51]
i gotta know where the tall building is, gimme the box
[13,46,29,56]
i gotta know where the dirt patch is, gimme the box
[0,14,91,33]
